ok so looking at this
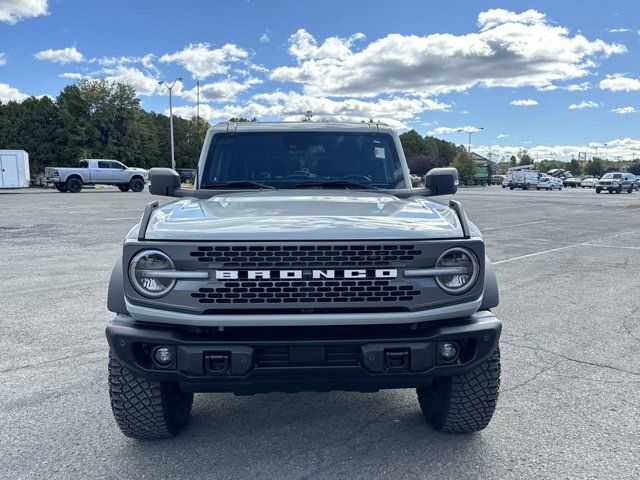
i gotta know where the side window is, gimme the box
[98,161,111,169]
[79,160,88,168]
[110,161,124,169]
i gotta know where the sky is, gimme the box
[0,0,639,161]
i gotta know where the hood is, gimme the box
[141,190,464,241]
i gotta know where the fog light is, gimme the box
[439,342,459,362]
[153,347,173,366]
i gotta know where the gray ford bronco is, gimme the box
[106,122,501,439]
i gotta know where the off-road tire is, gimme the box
[55,184,68,192]
[108,353,193,439]
[118,184,131,192]
[417,348,500,433]
[596,188,601,194]
[66,177,83,193]
[130,177,145,192]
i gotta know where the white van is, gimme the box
[0,150,30,188]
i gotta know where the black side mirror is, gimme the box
[149,168,180,197]
[424,167,458,196]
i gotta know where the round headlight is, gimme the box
[435,247,479,294]
[129,250,176,297]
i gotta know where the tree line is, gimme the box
[0,79,209,174]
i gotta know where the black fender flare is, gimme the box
[480,256,499,310]
[107,257,128,314]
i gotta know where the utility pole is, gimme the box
[158,77,183,170]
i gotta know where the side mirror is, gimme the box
[424,167,458,195]
[149,168,180,197]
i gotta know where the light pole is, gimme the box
[588,143,606,160]
[159,77,183,170]
[457,127,483,157]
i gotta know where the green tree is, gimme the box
[567,159,582,176]
[627,162,640,176]
[518,149,533,166]
[509,155,517,167]
[451,151,477,182]
[584,158,605,178]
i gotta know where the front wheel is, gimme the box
[130,177,145,192]
[596,188,601,194]
[66,177,83,193]
[109,353,193,439]
[417,349,500,433]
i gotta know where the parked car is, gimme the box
[491,174,506,185]
[505,166,540,190]
[580,177,597,188]
[595,172,635,194]
[563,177,581,188]
[45,159,148,193]
[537,176,563,190]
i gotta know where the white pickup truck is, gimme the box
[45,159,148,193]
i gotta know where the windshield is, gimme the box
[201,132,405,189]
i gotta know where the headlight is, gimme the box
[129,249,176,297]
[435,247,479,294]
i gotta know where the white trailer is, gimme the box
[0,150,30,188]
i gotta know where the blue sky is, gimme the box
[1,0,639,161]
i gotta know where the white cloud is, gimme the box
[102,66,159,95]
[565,82,592,91]
[476,137,640,161]
[0,53,5,66]
[160,43,248,79]
[260,31,270,43]
[171,91,449,129]
[58,72,85,79]
[35,47,85,64]
[0,0,47,24]
[611,106,636,114]
[270,10,625,97]
[496,134,509,139]
[608,28,630,33]
[599,74,640,92]
[288,29,365,61]
[433,126,483,134]
[181,78,262,103]
[0,83,29,102]
[568,100,599,109]
[510,99,538,106]
[476,8,547,31]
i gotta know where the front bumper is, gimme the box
[106,310,501,394]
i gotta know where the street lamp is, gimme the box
[457,127,484,157]
[588,143,606,160]
[158,77,183,170]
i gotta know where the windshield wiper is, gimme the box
[295,180,379,190]
[201,180,275,190]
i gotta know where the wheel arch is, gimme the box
[107,257,128,314]
[130,174,145,183]
[480,256,499,310]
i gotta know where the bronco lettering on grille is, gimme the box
[215,269,398,280]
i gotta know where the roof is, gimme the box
[210,121,396,134]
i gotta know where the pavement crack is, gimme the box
[501,341,640,377]
[0,349,104,374]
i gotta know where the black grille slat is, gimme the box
[189,244,421,268]
[255,346,360,367]
[191,279,420,305]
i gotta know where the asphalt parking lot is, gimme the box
[1,186,639,479]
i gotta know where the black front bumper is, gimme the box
[106,311,501,394]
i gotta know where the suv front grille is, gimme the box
[255,345,360,367]
[189,244,422,268]
[191,279,420,305]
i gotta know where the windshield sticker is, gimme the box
[374,147,386,159]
